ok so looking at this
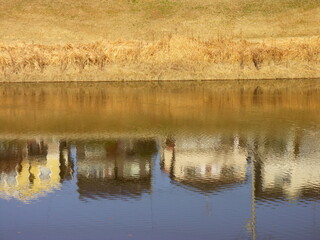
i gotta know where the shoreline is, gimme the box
[1,77,320,84]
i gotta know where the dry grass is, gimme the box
[0,36,319,81]
[0,0,319,43]
[0,0,319,80]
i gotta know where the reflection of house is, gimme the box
[75,139,157,200]
[252,133,320,201]
[161,136,248,193]
[0,140,73,202]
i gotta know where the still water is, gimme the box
[0,80,320,240]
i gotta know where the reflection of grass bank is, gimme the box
[0,80,319,136]
[1,36,319,81]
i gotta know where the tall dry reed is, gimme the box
[0,36,319,78]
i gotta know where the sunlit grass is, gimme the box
[0,36,319,80]
[0,0,319,43]
[0,0,319,80]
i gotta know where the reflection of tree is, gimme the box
[293,128,303,158]
[0,141,25,173]
[59,141,74,182]
[27,140,47,156]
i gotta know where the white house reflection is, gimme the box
[251,130,320,201]
[161,136,248,193]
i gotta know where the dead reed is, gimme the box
[0,36,319,80]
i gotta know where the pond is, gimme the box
[0,80,320,240]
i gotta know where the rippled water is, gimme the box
[0,80,320,240]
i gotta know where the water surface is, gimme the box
[0,80,320,240]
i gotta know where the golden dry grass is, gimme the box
[0,0,319,43]
[0,0,319,81]
[0,36,319,81]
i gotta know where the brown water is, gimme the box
[0,80,320,240]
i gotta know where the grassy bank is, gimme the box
[1,0,319,43]
[1,37,319,81]
[0,0,319,81]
